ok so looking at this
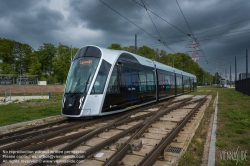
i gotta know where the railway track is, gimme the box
[0,94,211,166]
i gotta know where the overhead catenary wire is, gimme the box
[196,31,250,42]
[155,0,176,25]
[99,0,176,53]
[196,17,250,35]
[100,0,247,76]
[176,0,193,37]
[196,28,250,38]
[133,0,189,37]
[175,0,214,73]
[145,28,250,46]
[113,0,158,34]
[140,0,164,43]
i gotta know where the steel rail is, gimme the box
[27,111,156,166]
[102,97,192,166]
[0,118,102,153]
[0,122,79,146]
[1,109,155,164]
[57,122,144,166]
[137,96,208,166]
[102,94,211,166]
[22,111,154,153]
[0,119,69,139]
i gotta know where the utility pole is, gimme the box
[230,64,231,87]
[182,60,187,71]
[235,56,237,81]
[135,34,137,54]
[70,45,73,62]
[203,74,204,86]
[246,49,248,78]
[225,68,227,80]
[216,61,218,84]
[172,58,174,68]
[19,64,22,85]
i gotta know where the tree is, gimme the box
[20,43,33,73]
[37,43,57,76]
[108,43,122,50]
[28,52,42,76]
[137,45,155,59]
[123,46,135,53]
[0,38,33,74]
[52,44,71,83]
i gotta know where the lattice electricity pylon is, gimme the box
[191,52,204,64]
[187,38,204,64]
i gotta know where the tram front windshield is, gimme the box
[65,57,100,94]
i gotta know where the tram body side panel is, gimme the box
[157,69,176,100]
[102,54,157,113]
[176,74,183,95]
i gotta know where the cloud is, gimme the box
[0,0,250,77]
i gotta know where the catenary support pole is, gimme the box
[246,49,248,78]
[235,56,237,81]
[135,34,137,54]
[230,65,231,87]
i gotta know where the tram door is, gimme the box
[131,71,137,102]
[125,68,137,107]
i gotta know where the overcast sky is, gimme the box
[1,0,250,80]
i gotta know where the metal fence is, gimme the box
[0,89,11,103]
[235,78,250,95]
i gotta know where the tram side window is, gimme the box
[91,60,111,94]
[186,77,190,87]
[139,71,146,91]
[159,73,165,85]
[183,77,186,87]
[159,73,166,86]
[191,78,194,87]
[146,72,155,91]
[171,74,175,87]
[165,74,171,89]
[107,66,119,93]
[176,76,182,88]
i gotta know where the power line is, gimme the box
[99,0,175,53]
[140,0,164,42]
[196,17,250,35]
[205,52,245,61]
[133,0,189,36]
[175,0,212,72]
[176,0,193,37]
[197,30,250,42]
[162,29,250,45]
[113,0,162,34]
[155,0,175,25]
[197,28,250,39]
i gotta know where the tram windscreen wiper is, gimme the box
[70,78,82,97]
[70,73,91,96]
[83,73,91,93]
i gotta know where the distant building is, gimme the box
[0,74,38,85]
[238,73,250,80]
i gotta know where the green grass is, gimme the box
[178,152,202,166]
[216,141,228,147]
[178,86,250,166]
[178,87,216,166]
[0,92,63,126]
[216,88,250,166]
